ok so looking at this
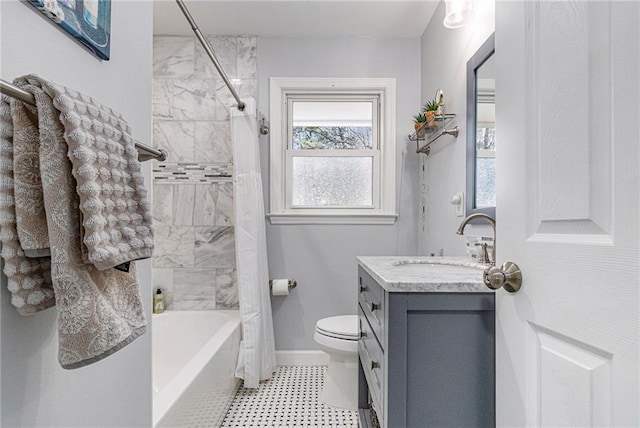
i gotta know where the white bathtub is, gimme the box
[153,310,242,427]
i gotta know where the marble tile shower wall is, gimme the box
[152,35,258,310]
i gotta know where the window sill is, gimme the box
[267,213,398,225]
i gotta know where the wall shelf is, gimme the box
[408,113,458,155]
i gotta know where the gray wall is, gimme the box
[259,37,421,350]
[419,1,496,257]
[0,1,153,426]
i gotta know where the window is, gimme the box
[269,78,397,224]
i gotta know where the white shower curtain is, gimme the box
[230,97,277,388]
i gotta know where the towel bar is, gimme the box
[0,79,167,162]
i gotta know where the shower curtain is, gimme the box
[230,97,277,388]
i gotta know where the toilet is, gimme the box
[313,315,359,410]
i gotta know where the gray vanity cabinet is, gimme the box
[357,266,496,428]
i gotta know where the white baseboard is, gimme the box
[276,350,329,366]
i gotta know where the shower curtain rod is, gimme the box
[175,0,246,111]
[0,79,167,162]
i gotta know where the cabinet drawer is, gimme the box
[358,268,385,345]
[358,305,384,421]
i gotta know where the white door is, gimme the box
[495,1,639,426]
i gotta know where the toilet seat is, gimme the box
[315,315,359,341]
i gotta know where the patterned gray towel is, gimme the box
[10,84,51,258]
[0,95,55,315]
[9,76,147,368]
[26,74,154,271]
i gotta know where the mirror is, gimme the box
[466,33,495,218]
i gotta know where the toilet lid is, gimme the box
[316,315,359,340]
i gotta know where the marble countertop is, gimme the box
[357,256,494,293]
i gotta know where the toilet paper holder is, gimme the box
[269,279,297,291]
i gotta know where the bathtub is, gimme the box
[153,310,242,427]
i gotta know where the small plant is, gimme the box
[423,99,440,125]
[413,113,426,130]
[423,99,439,112]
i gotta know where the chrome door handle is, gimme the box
[483,261,522,292]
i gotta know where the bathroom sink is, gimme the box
[390,259,483,273]
[356,256,490,292]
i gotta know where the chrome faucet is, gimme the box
[456,213,496,266]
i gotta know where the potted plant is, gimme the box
[413,113,427,131]
[423,99,440,124]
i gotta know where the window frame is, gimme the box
[269,77,397,225]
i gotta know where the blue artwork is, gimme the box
[26,0,111,60]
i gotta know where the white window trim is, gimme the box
[268,77,397,225]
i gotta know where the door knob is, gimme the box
[483,261,522,292]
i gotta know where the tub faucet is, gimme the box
[456,213,496,266]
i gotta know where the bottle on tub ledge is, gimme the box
[153,288,165,314]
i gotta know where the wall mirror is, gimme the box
[466,33,495,218]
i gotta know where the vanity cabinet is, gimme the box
[357,264,495,428]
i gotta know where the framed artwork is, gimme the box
[26,0,111,60]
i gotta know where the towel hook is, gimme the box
[259,117,270,135]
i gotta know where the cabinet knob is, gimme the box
[360,331,367,339]
[371,302,380,312]
[360,285,368,293]
[371,361,380,370]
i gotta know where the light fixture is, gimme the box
[443,0,475,29]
